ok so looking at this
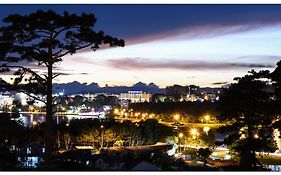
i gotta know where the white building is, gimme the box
[119,91,152,103]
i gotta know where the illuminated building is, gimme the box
[119,91,152,103]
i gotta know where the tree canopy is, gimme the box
[0,10,125,168]
[217,67,281,169]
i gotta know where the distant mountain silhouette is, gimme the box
[53,81,165,95]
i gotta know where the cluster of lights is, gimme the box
[113,108,156,120]
[174,114,180,121]
[190,128,199,139]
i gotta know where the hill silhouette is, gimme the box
[53,81,165,95]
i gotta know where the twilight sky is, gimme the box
[1,4,281,88]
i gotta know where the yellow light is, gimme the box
[66,123,70,127]
[114,109,119,114]
[61,107,65,111]
[190,128,198,136]
[203,127,210,133]
[32,121,37,125]
[142,113,146,118]
[178,133,184,138]
[174,114,180,120]
[135,113,139,117]
[149,114,153,118]
[240,134,246,139]
[204,95,209,100]
[124,113,128,117]
[204,115,210,121]
[254,134,259,139]
[100,125,104,129]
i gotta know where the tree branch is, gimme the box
[56,43,93,58]
[18,90,47,104]
[0,64,47,84]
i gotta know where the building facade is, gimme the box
[119,91,152,103]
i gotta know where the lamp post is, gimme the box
[100,125,104,149]
[178,132,183,156]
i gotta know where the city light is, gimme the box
[203,126,210,134]
[204,95,209,101]
[190,128,199,139]
[29,106,34,111]
[178,133,184,138]
[254,134,259,139]
[174,114,180,121]
[204,115,210,121]
[114,109,119,115]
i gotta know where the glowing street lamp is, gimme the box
[190,128,199,139]
[100,125,104,149]
[114,109,119,115]
[32,121,37,126]
[29,106,34,112]
[203,126,210,134]
[204,95,209,101]
[204,115,210,121]
[178,133,184,155]
[174,114,180,121]
[178,133,184,138]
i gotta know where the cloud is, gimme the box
[54,72,89,76]
[107,57,274,71]
[212,81,229,85]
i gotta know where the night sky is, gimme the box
[1,4,281,87]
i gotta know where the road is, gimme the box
[114,116,227,128]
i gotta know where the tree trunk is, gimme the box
[45,63,53,169]
[240,124,257,170]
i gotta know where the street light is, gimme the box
[190,128,198,139]
[203,126,210,134]
[204,115,210,121]
[178,133,184,155]
[29,106,34,112]
[32,121,37,126]
[178,133,183,138]
[114,109,119,115]
[100,125,104,149]
[174,114,180,121]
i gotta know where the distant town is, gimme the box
[1,5,281,172]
